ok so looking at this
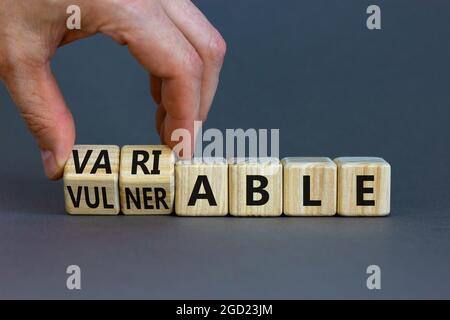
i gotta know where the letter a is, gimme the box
[66,5,81,30]
[366,265,381,290]
[366,5,381,30]
[66,265,81,290]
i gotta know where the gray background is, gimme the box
[0,0,449,299]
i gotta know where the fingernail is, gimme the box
[40,149,60,180]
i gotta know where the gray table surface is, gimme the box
[0,0,449,299]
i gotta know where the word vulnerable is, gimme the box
[63,145,391,217]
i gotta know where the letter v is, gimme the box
[67,186,83,208]
[73,150,92,174]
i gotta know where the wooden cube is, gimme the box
[64,145,120,215]
[119,145,175,215]
[175,158,228,216]
[334,157,390,216]
[282,157,337,216]
[229,158,282,216]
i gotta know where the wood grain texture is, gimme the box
[175,158,228,216]
[229,158,282,216]
[119,145,175,215]
[64,145,120,215]
[334,157,390,216]
[282,157,336,216]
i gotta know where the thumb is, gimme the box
[2,63,75,180]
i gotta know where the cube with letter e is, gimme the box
[334,157,390,216]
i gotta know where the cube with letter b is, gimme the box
[64,145,120,215]
[229,158,282,216]
[282,157,337,216]
[175,158,228,216]
[119,145,175,215]
[334,157,391,216]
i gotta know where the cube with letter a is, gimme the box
[175,157,228,216]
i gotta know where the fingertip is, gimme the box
[41,110,75,181]
[40,149,63,180]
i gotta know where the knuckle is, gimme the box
[182,48,204,79]
[0,45,46,80]
[205,30,226,67]
[20,108,55,140]
[17,87,62,141]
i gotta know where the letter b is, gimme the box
[246,175,269,205]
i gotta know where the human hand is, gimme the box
[0,0,226,179]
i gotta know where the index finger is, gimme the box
[101,2,202,156]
